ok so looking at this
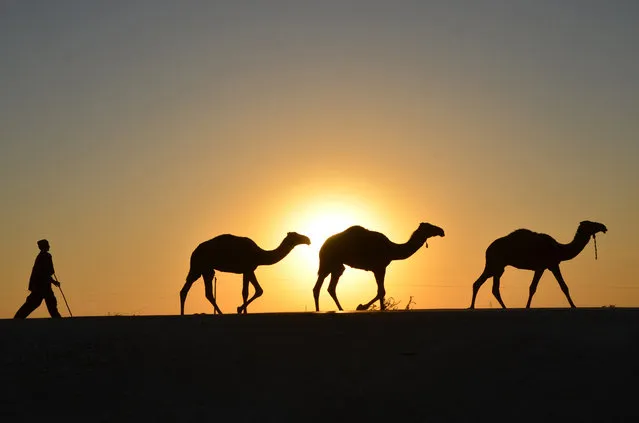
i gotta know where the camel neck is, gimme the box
[389,231,425,261]
[258,241,294,266]
[559,229,592,262]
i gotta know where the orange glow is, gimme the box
[286,197,375,267]
[263,189,390,310]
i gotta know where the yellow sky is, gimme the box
[1,2,638,318]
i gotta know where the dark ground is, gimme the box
[1,308,638,422]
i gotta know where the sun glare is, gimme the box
[277,196,398,310]
[284,197,379,272]
[306,212,352,248]
[302,208,359,255]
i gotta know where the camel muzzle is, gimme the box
[424,230,445,248]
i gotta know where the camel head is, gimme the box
[284,232,311,247]
[416,222,445,248]
[578,220,607,237]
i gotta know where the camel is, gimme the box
[180,232,310,315]
[313,223,445,311]
[469,220,607,309]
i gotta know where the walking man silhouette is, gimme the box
[14,239,62,318]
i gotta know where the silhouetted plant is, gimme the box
[405,295,416,310]
[368,296,416,311]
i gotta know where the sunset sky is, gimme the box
[1,1,638,318]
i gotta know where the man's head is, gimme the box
[37,239,50,251]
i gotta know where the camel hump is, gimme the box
[487,229,557,257]
[509,228,537,237]
[212,234,251,243]
[319,226,366,247]
[501,228,551,243]
[343,225,368,234]
[198,234,258,249]
[327,225,382,243]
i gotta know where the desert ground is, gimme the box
[1,308,638,422]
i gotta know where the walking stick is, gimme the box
[53,274,73,317]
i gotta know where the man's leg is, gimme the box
[14,292,44,319]
[44,289,62,318]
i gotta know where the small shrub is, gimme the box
[369,295,415,311]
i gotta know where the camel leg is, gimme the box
[237,272,263,314]
[237,273,250,314]
[203,272,223,315]
[327,265,345,311]
[358,268,386,311]
[313,271,329,312]
[470,268,491,309]
[312,273,326,312]
[525,270,545,308]
[491,270,507,309]
[180,270,201,315]
[550,265,576,308]
[180,281,194,316]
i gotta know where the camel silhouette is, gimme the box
[470,220,607,309]
[313,223,445,311]
[180,232,310,315]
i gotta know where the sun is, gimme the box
[300,205,360,254]
[283,197,378,272]
[304,210,354,250]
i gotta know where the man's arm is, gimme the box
[47,254,60,287]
